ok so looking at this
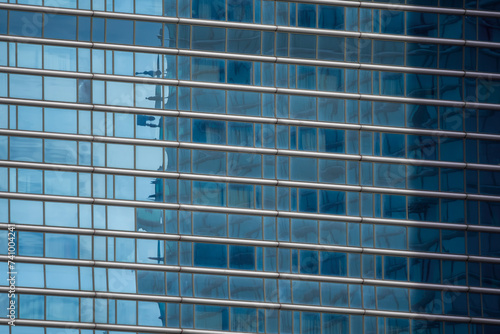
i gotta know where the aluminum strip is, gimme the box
[3,97,500,142]
[6,222,500,261]
[3,314,498,332]
[2,3,500,47]
[1,255,500,291]
[4,0,500,18]
[0,3,92,15]
[2,192,500,233]
[0,319,96,330]
[2,35,500,81]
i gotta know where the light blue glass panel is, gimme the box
[106,143,134,168]
[108,268,137,293]
[45,233,77,259]
[17,168,42,194]
[44,45,76,71]
[44,139,77,164]
[45,202,78,227]
[108,206,135,230]
[10,74,42,99]
[18,232,43,256]
[17,43,42,68]
[44,108,77,133]
[44,77,77,102]
[47,296,79,321]
[107,81,134,106]
[117,300,136,325]
[19,294,44,320]
[115,237,135,262]
[17,263,44,287]
[11,200,43,225]
[46,265,79,289]
[44,171,77,196]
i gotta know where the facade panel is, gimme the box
[1,0,500,333]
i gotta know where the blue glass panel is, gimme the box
[376,225,407,250]
[229,245,255,270]
[19,294,44,320]
[192,26,225,51]
[291,157,317,181]
[230,277,264,301]
[45,233,78,259]
[374,41,404,66]
[227,91,260,116]
[442,260,466,285]
[299,188,317,213]
[290,34,316,59]
[321,252,347,276]
[299,250,318,274]
[293,281,320,305]
[192,0,225,20]
[407,74,437,99]
[135,21,162,46]
[9,11,43,37]
[194,274,228,299]
[408,227,439,252]
[195,305,229,330]
[482,263,500,288]
[194,243,227,268]
[291,219,317,243]
[46,296,79,321]
[105,19,133,44]
[381,10,404,35]
[377,287,409,312]
[407,12,438,37]
[384,256,408,281]
[231,307,257,332]
[43,14,76,40]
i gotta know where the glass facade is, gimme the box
[1,0,500,333]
